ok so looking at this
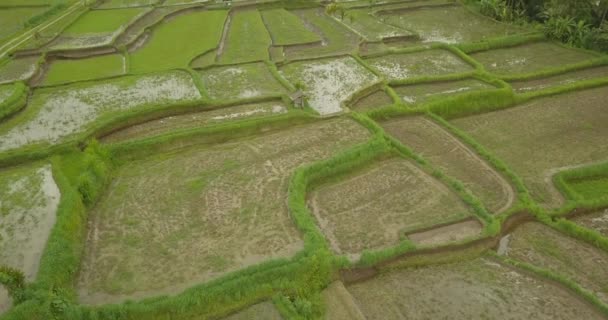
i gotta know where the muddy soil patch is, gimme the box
[511,65,608,93]
[0,164,60,281]
[378,5,521,44]
[308,157,473,255]
[322,281,366,320]
[0,57,39,84]
[200,62,287,100]
[572,208,608,238]
[406,219,482,247]
[346,257,605,319]
[393,78,496,105]
[349,89,393,111]
[0,285,10,315]
[507,222,608,304]
[365,49,473,81]
[0,71,201,152]
[451,86,608,208]
[280,56,379,115]
[470,42,598,77]
[383,116,514,213]
[101,101,288,144]
[77,118,371,305]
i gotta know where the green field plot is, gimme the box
[47,7,146,49]
[0,164,60,281]
[285,8,359,60]
[348,89,393,111]
[0,0,59,5]
[470,42,598,76]
[565,176,608,201]
[394,78,496,104]
[97,0,159,9]
[572,209,608,238]
[334,8,414,42]
[280,56,379,115]
[261,9,321,46]
[113,6,181,47]
[0,71,201,152]
[378,5,520,44]
[0,7,48,42]
[102,101,288,143]
[223,302,283,320]
[218,9,271,64]
[506,222,608,304]
[382,117,513,213]
[344,258,605,319]
[0,57,39,84]
[130,9,227,73]
[510,65,608,93]
[309,157,473,255]
[452,86,608,208]
[77,118,371,305]
[43,54,124,86]
[365,49,473,81]
[63,8,145,35]
[200,62,287,100]
[16,5,87,51]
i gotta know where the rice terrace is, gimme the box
[1,0,608,318]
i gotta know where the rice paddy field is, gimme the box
[0,0,607,319]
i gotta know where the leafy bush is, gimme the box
[544,16,593,46]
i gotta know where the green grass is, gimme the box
[130,10,227,73]
[261,9,321,46]
[62,7,144,35]
[567,177,608,201]
[219,9,272,64]
[43,54,124,86]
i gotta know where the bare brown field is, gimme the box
[349,89,394,112]
[406,219,482,247]
[510,65,608,93]
[322,281,366,320]
[393,78,495,104]
[308,157,473,256]
[346,258,605,319]
[365,49,473,80]
[470,42,597,76]
[382,116,514,213]
[101,101,288,144]
[452,86,608,207]
[0,164,60,281]
[506,222,608,304]
[572,208,608,238]
[77,118,371,305]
